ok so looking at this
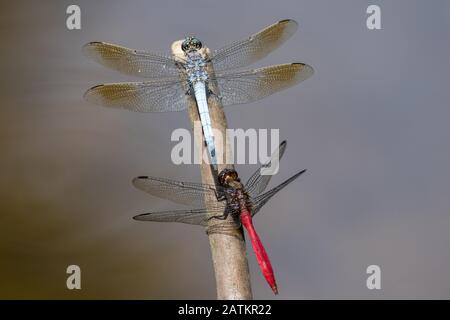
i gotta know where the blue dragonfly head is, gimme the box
[181,36,203,53]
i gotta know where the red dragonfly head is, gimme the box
[218,169,241,188]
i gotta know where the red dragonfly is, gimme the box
[132,141,306,294]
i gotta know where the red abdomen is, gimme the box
[240,208,278,295]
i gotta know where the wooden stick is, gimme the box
[171,40,253,299]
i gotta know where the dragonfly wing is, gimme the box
[84,80,187,112]
[83,42,180,78]
[215,63,314,107]
[211,19,298,71]
[133,208,211,226]
[134,206,240,233]
[245,140,287,198]
[251,169,306,216]
[132,176,221,207]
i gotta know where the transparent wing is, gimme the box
[133,207,241,234]
[251,169,306,216]
[83,42,180,78]
[245,140,287,198]
[133,208,212,226]
[211,19,298,71]
[214,63,314,107]
[132,176,223,207]
[84,80,187,112]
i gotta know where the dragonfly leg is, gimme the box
[206,211,229,221]
[215,193,227,202]
[207,203,238,221]
[211,188,227,202]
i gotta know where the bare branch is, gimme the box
[172,40,253,299]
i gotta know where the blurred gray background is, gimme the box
[1,0,449,299]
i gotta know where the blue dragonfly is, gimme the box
[83,20,313,170]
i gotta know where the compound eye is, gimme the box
[181,41,189,52]
[194,39,202,49]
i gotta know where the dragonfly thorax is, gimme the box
[185,53,208,85]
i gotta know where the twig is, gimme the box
[171,41,253,299]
